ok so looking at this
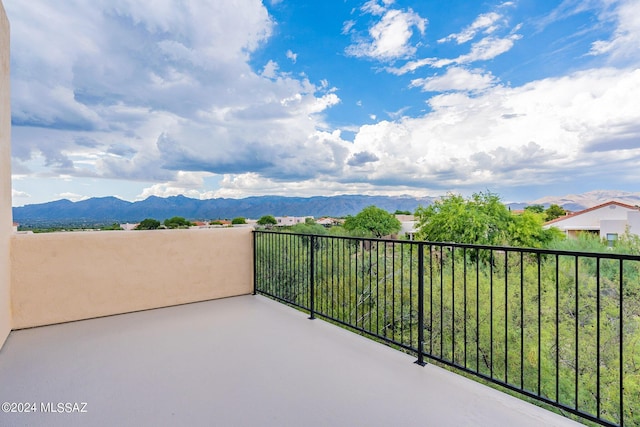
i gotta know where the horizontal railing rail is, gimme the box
[253,230,640,427]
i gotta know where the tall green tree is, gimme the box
[164,216,193,229]
[257,215,277,226]
[509,210,564,248]
[343,205,401,238]
[524,204,544,214]
[545,204,566,221]
[414,191,512,245]
[136,218,161,230]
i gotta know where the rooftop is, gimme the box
[0,295,583,427]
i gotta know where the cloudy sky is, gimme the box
[5,0,640,206]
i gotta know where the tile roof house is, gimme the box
[543,201,640,242]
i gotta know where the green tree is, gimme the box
[415,191,512,245]
[163,216,193,229]
[545,204,566,221]
[136,218,161,230]
[257,215,277,226]
[343,205,401,238]
[394,210,412,215]
[508,210,564,248]
[231,217,246,225]
[290,222,327,235]
[524,204,544,214]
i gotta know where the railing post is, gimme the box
[252,231,257,296]
[415,242,426,366]
[309,235,315,320]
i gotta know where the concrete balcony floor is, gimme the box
[0,295,584,427]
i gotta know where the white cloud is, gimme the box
[438,12,503,44]
[342,20,356,35]
[588,0,640,65]
[386,33,521,75]
[434,34,523,68]
[261,60,280,78]
[212,172,432,199]
[286,49,298,63]
[58,192,89,202]
[361,0,394,16]
[7,0,640,204]
[345,5,427,61]
[137,171,218,200]
[344,67,640,190]
[386,57,436,75]
[410,67,498,93]
[11,189,30,199]
[6,0,344,193]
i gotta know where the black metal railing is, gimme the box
[253,231,640,427]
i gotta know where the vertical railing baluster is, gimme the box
[505,250,508,384]
[440,245,444,358]
[596,257,601,419]
[575,255,579,411]
[490,250,494,379]
[537,253,541,397]
[415,243,426,366]
[619,259,624,427]
[476,250,480,374]
[464,247,468,369]
[252,232,257,295]
[452,246,456,364]
[556,254,560,403]
[410,244,414,349]
[309,235,315,320]
[520,251,524,390]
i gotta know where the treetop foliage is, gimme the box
[343,205,401,238]
[415,192,511,246]
[163,216,193,229]
[136,218,161,230]
[415,191,564,248]
[524,204,544,214]
[544,204,566,221]
[257,215,277,226]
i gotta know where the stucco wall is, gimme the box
[628,211,640,236]
[600,219,627,239]
[10,228,254,329]
[0,1,11,349]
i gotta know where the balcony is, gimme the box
[2,297,583,427]
[0,228,593,426]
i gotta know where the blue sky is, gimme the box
[5,0,640,206]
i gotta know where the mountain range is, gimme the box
[12,190,640,227]
[12,194,436,227]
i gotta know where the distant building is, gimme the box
[395,215,417,240]
[543,201,640,243]
[12,222,17,233]
[275,216,313,226]
[316,217,342,227]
